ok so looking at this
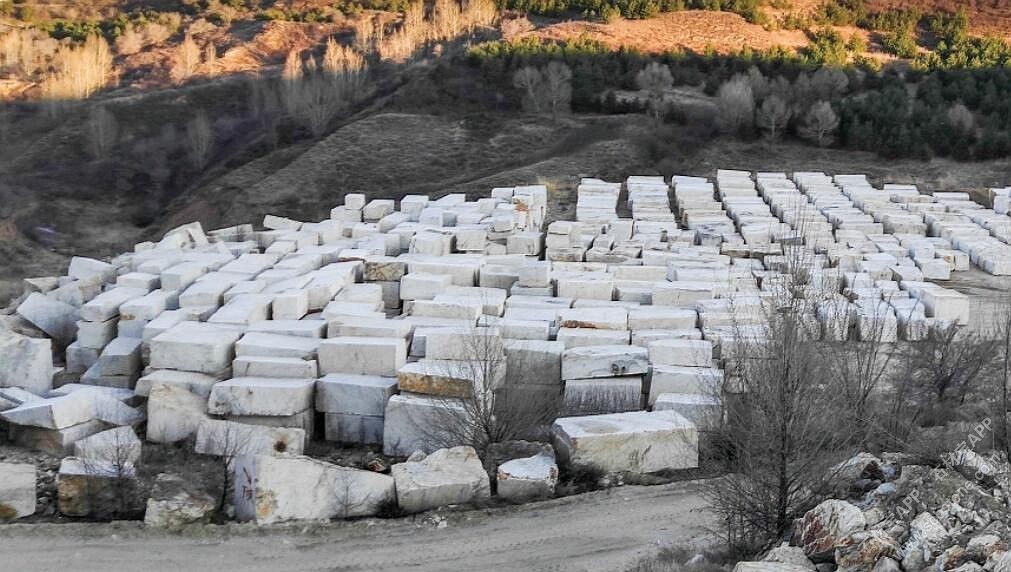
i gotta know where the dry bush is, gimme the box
[716,75,754,135]
[797,100,839,147]
[86,105,118,160]
[41,34,113,100]
[115,25,145,55]
[755,94,791,140]
[170,34,202,83]
[636,61,674,123]
[185,111,214,169]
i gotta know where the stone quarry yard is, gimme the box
[0,480,712,572]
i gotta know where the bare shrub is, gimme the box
[418,328,558,459]
[755,94,792,140]
[513,66,544,114]
[115,25,145,55]
[42,34,113,100]
[185,111,214,169]
[85,105,118,160]
[716,75,754,135]
[542,60,572,118]
[798,100,839,147]
[636,61,674,123]
[170,33,201,83]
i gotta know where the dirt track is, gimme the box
[0,481,713,572]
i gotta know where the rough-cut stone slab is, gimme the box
[318,337,406,377]
[195,419,305,456]
[135,370,219,398]
[207,377,314,417]
[0,463,37,519]
[648,339,713,367]
[146,384,209,443]
[315,374,398,415]
[149,322,242,374]
[383,393,465,456]
[324,412,384,444]
[0,332,53,394]
[17,292,80,342]
[552,410,698,473]
[561,345,649,380]
[233,454,394,523]
[391,446,491,513]
[497,452,558,502]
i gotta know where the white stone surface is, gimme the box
[552,410,698,473]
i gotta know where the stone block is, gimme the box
[324,412,384,444]
[424,327,504,361]
[552,410,698,473]
[627,307,697,330]
[556,328,631,349]
[391,446,491,513]
[0,463,36,519]
[146,384,209,443]
[233,356,318,379]
[0,332,54,394]
[557,307,628,331]
[76,317,118,350]
[497,452,558,502]
[316,373,398,415]
[383,393,465,457]
[97,337,142,377]
[9,420,106,457]
[195,419,305,457]
[648,339,713,367]
[143,473,218,528]
[17,292,80,343]
[149,322,242,374]
[272,290,309,320]
[400,273,454,301]
[561,345,649,380]
[653,393,721,431]
[80,287,148,322]
[247,320,326,338]
[234,333,320,361]
[135,370,220,399]
[327,317,412,339]
[73,427,142,465]
[319,337,407,377]
[57,457,142,518]
[502,340,563,387]
[207,377,315,417]
[232,454,394,523]
[649,366,723,403]
[562,376,643,416]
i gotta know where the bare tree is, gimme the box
[756,94,792,141]
[798,100,839,147]
[947,103,975,137]
[990,295,1011,460]
[203,42,218,78]
[115,24,145,55]
[171,33,201,83]
[513,66,544,114]
[542,60,572,119]
[86,105,118,160]
[635,62,674,123]
[707,291,857,549]
[903,322,996,406]
[281,49,304,116]
[185,111,213,169]
[418,327,557,459]
[716,75,754,135]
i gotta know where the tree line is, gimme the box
[467,36,1011,161]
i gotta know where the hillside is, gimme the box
[4,0,1011,303]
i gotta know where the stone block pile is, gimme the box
[1,171,999,523]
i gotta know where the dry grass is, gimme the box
[521,11,810,55]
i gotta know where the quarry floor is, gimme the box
[0,480,712,572]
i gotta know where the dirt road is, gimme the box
[0,481,713,572]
